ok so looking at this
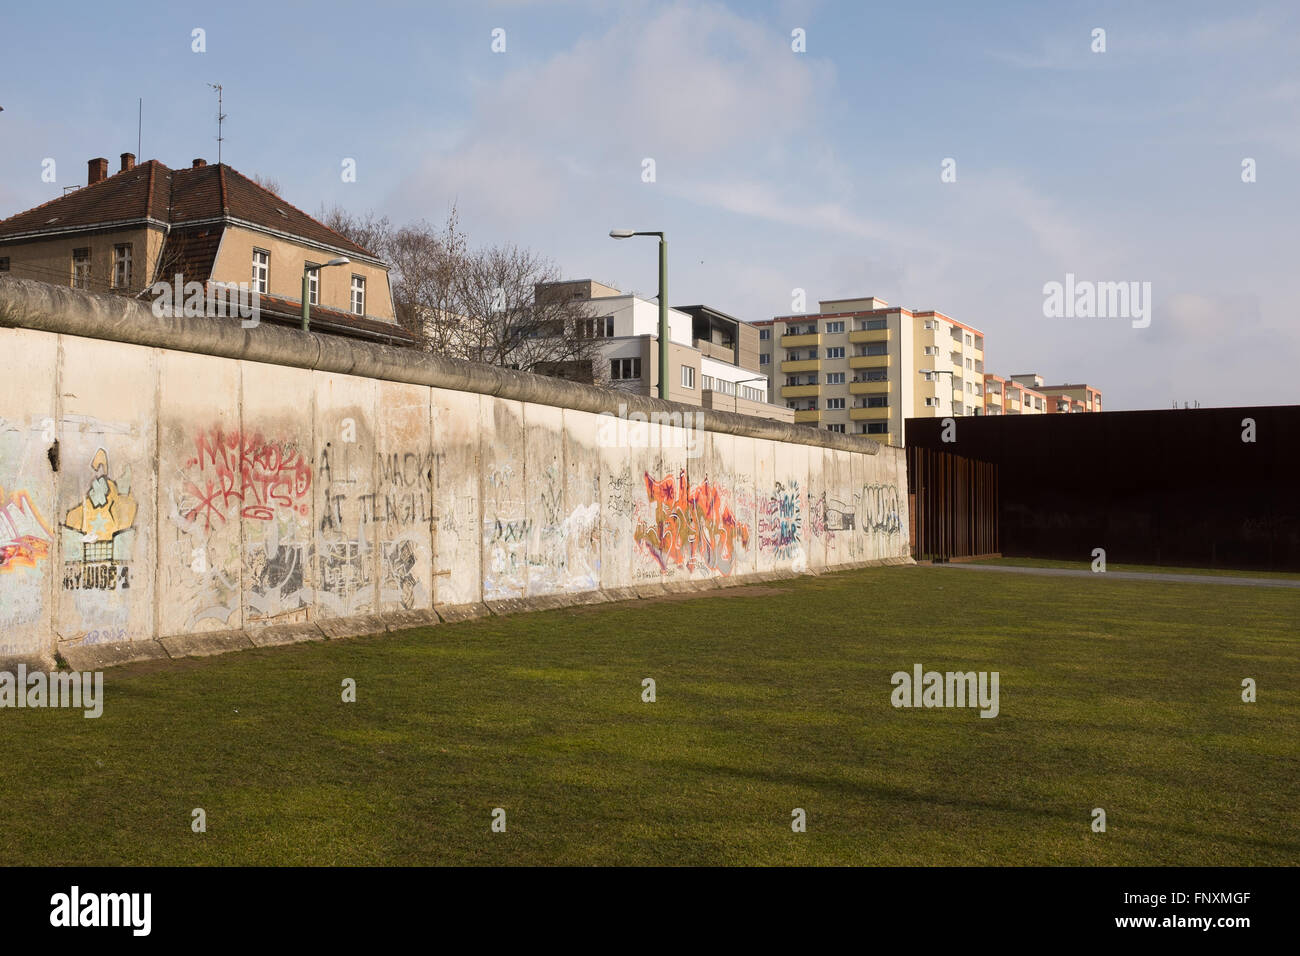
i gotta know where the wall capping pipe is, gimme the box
[0,278,881,455]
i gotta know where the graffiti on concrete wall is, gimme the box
[634,470,750,576]
[526,463,600,593]
[809,491,856,542]
[62,448,137,591]
[181,427,311,529]
[0,486,54,575]
[860,483,903,536]
[758,480,803,559]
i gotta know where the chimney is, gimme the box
[87,157,109,185]
[120,152,136,172]
[192,158,207,168]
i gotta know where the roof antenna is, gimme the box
[207,83,225,165]
[137,97,142,159]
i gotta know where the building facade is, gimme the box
[0,153,413,346]
[534,280,792,423]
[757,296,986,445]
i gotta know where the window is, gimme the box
[807,348,818,358]
[923,346,938,356]
[0,257,8,271]
[965,358,973,370]
[826,347,845,359]
[112,244,133,290]
[862,369,889,382]
[350,275,366,315]
[867,396,889,408]
[759,328,771,340]
[680,365,695,389]
[306,263,320,305]
[825,321,844,333]
[742,386,763,402]
[701,375,715,391]
[826,424,845,433]
[825,372,845,385]
[759,354,770,365]
[72,248,91,289]
[580,315,615,338]
[863,343,888,356]
[788,351,801,361]
[610,357,641,380]
[923,320,935,330]
[864,318,887,330]
[965,333,973,346]
[251,249,269,294]
[827,398,845,410]
[865,422,888,434]
[924,397,940,407]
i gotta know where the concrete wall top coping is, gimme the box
[0,277,880,455]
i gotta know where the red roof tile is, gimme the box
[0,160,381,262]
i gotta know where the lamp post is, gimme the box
[302,257,351,332]
[732,375,771,404]
[609,229,668,400]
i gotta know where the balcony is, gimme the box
[781,332,822,348]
[781,359,822,374]
[793,409,823,424]
[848,354,891,370]
[781,384,821,399]
[849,379,891,395]
[848,328,890,345]
[849,406,890,421]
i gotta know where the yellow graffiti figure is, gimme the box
[63,448,137,546]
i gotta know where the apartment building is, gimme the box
[756,296,985,445]
[983,373,1103,415]
[0,153,413,346]
[534,280,793,423]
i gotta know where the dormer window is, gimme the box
[350,275,365,315]
[252,249,269,294]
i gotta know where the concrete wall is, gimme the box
[0,278,911,667]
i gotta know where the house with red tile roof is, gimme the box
[0,153,415,346]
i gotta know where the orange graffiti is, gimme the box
[0,486,55,574]
[634,470,749,574]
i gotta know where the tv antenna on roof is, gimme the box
[207,83,226,164]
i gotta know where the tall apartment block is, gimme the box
[755,296,986,446]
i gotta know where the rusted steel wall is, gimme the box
[906,446,998,561]
[906,407,1300,570]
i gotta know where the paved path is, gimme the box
[936,563,1300,590]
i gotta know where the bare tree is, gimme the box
[319,203,607,381]
[447,243,604,380]
[250,173,281,195]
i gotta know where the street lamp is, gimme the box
[302,257,351,332]
[609,229,669,400]
[732,375,771,403]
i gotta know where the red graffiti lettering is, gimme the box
[182,428,312,529]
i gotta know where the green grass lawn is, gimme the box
[976,556,1300,580]
[2,565,1296,866]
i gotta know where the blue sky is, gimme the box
[2,0,1297,409]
